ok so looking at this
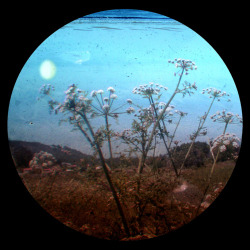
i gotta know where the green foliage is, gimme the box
[173,141,211,168]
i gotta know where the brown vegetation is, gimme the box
[19,158,235,240]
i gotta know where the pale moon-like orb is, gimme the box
[39,60,56,80]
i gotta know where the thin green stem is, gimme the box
[150,96,178,176]
[178,96,216,177]
[169,115,182,149]
[110,103,127,113]
[137,67,185,174]
[75,118,94,148]
[195,122,228,216]
[105,114,113,165]
[78,110,130,237]
[100,93,104,106]
[121,136,143,154]
[95,95,103,109]
[108,91,111,106]
[90,103,103,113]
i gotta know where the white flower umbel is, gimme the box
[197,132,241,216]
[88,86,134,162]
[165,105,175,113]
[210,110,242,124]
[136,60,196,175]
[169,59,197,77]
[158,102,166,108]
[132,82,168,98]
[177,86,226,176]
[126,107,135,114]
[210,133,241,155]
[90,90,97,97]
[110,94,117,99]
[96,89,104,95]
[201,88,230,102]
[127,99,132,104]
[39,84,132,234]
[219,145,227,152]
[107,87,115,93]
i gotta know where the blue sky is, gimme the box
[8,9,243,156]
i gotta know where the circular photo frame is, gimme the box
[7,9,243,241]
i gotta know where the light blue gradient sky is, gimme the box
[8,9,243,156]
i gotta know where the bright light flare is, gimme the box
[40,60,56,80]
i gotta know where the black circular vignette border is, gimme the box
[3,4,248,248]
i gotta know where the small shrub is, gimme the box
[173,141,210,168]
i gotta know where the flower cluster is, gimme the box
[168,58,197,76]
[157,104,175,118]
[127,99,132,104]
[132,83,168,97]
[90,87,124,117]
[39,84,55,96]
[29,151,57,170]
[201,88,230,102]
[134,107,154,123]
[118,116,158,154]
[210,133,241,154]
[126,107,135,114]
[179,81,198,97]
[210,110,242,124]
[60,84,92,114]
[107,87,115,93]
[39,84,93,116]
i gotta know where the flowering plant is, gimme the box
[201,88,231,102]
[210,110,242,124]
[39,83,131,236]
[118,107,157,156]
[210,133,240,157]
[89,87,133,162]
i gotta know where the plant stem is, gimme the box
[168,115,182,149]
[137,67,185,174]
[105,114,113,165]
[195,122,228,216]
[90,103,103,113]
[150,96,178,176]
[95,95,103,110]
[74,114,94,147]
[110,104,127,114]
[178,96,216,177]
[79,110,130,237]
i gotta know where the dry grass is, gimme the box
[20,160,236,240]
[181,160,235,192]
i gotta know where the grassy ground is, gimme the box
[181,160,235,192]
[20,160,235,240]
